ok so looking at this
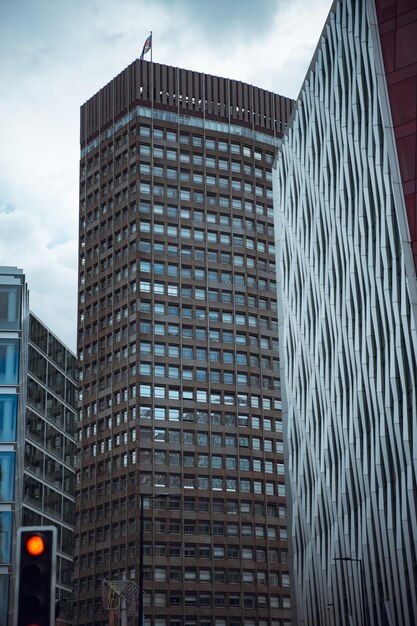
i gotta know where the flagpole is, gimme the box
[150,29,153,112]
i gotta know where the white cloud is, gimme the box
[0,0,332,352]
[0,205,78,348]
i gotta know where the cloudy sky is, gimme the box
[0,0,332,351]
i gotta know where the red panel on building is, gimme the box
[374,0,417,270]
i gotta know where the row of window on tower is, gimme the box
[83,200,275,232]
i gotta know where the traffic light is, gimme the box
[14,526,57,626]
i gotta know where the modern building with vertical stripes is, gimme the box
[274,0,417,625]
[75,63,294,626]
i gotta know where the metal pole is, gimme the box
[333,557,366,626]
[138,494,144,626]
[359,559,366,626]
[138,493,169,626]
[121,597,127,626]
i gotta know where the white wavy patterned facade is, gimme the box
[274,1,417,625]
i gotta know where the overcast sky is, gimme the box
[0,0,332,351]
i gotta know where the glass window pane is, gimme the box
[28,345,47,384]
[29,316,47,352]
[0,451,15,501]
[0,573,10,623]
[0,286,21,330]
[0,512,12,562]
[0,394,17,441]
[28,380,46,415]
[0,339,19,385]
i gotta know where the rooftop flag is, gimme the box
[140,33,152,61]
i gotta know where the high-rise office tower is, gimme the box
[0,266,77,625]
[274,0,417,625]
[75,62,294,626]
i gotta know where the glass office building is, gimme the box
[75,62,294,626]
[0,267,77,625]
[0,267,22,626]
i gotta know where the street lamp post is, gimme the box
[333,556,367,626]
[326,603,335,626]
[138,493,170,626]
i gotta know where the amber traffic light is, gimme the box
[25,535,46,557]
[14,526,57,626]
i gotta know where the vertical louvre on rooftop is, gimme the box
[80,60,293,145]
